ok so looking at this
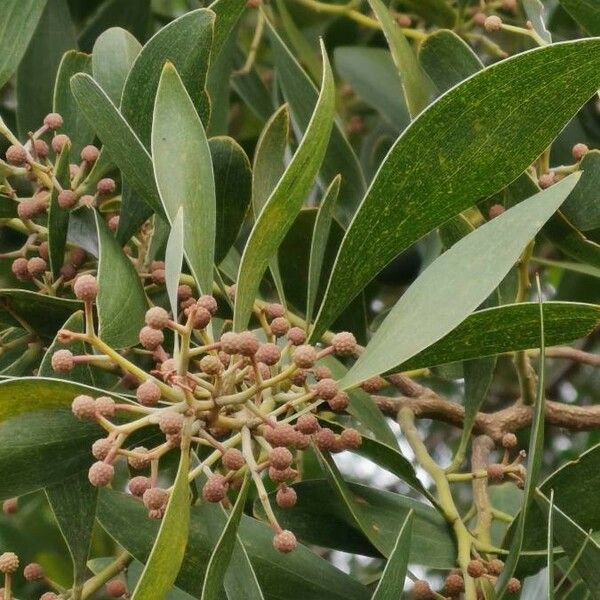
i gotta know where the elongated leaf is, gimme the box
[559,0,600,35]
[70,73,163,213]
[547,490,555,600]
[367,0,430,118]
[419,29,482,94]
[306,176,340,326]
[53,51,95,156]
[132,423,191,600]
[47,142,71,278]
[0,0,46,89]
[562,150,600,231]
[312,39,600,339]
[95,209,147,348]
[211,136,252,264]
[233,41,335,331]
[397,0,456,27]
[209,0,247,58]
[267,23,365,219]
[152,63,216,295]
[372,511,413,600]
[334,47,409,131]
[16,0,76,138]
[46,471,98,594]
[341,175,579,388]
[165,207,185,320]
[92,27,142,105]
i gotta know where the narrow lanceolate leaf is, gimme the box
[94,210,147,348]
[48,143,71,278]
[201,477,261,600]
[562,150,600,231]
[0,0,46,89]
[496,280,546,598]
[132,422,192,600]
[312,39,600,340]
[367,0,430,118]
[46,471,98,595]
[372,511,413,600]
[165,207,185,321]
[152,63,216,295]
[340,175,579,388]
[306,176,340,326]
[233,41,335,331]
[559,0,600,35]
[70,74,162,214]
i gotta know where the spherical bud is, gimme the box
[158,411,184,435]
[80,194,95,207]
[2,498,18,515]
[488,203,505,219]
[247,0,261,8]
[270,317,290,337]
[197,295,217,315]
[88,461,115,487]
[202,475,228,503]
[313,366,332,381]
[502,433,517,449]
[273,530,296,553]
[467,559,485,578]
[264,424,296,448]
[269,466,292,483]
[484,15,503,32]
[270,447,293,470]
[502,0,517,11]
[106,579,127,597]
[341,428,362,449]
[27,256,47,277]
[411,580,432,599]
[314,378,337,400]
[128,475,151,497]
[506,578,521,594]
[0,552,19,574]
[190,306,211,330]
[5,144,27,165]
[237,331,259,356]
[38,241,49,260]
[11,257,30,281]
[293,345,317,368]
[143,487,169,510]
[296,414,318,435]
[70,247,87,267]
[69,163,80,178]
[256,343,281,366]
[23,562,44,581]
[218,352,231,368]
[128,447,151,470]
[314,428,337,452]
[92,438,112,460]
[180,297,195,310]
[81,145,100,163]
[222,448,245,471]
[221,331,241,354]
[59,263,77,281]
[17,199,40,220]
[264,303,285,320]
[40,594,59,600]
[136,380,161,407]
[97,178,116,195]
[486,463,505,482]
[538,172,555,189]
[329,391,349,412]
[52,349,74,373]
[395,12,412,26]
[95,395,115,417]
[444,572,464,596]
[108,215,119,232]
[572,143,590,161]
[290,370,307,386]
[33,139,49,159]
[44,112,63,130]
[276,486,297,509]
[487,558,504,576]
[346,115,364,136]
[331,331,357,356]
[145,306,170,329]
[200,355,224,376]
[173,285,192,303]
[294,432,310,450]
[139,325,164,351]
[73,274,98,302]
[152,268,165,285]
[51,133,70,153]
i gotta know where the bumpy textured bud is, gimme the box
[108,215,119,232]
[269,467,292,483]
[197,295,218,315]
[264,303,285,320]
[18,199,40,220]
[314,378,337,400]
[487,558,504,576]
[160,358,176,373]
[60,263,77,281]
[70,247,87,267]
[11,257,30,281]
[341,428,362,449]
[38,241,49,260]
[97,178,116,195]
[294,431,310,450]
[264,424,296,448]
[23,562,44,581]
[270,317,290,337]
[73,274,98,302]
[88,461,114,487]
[296,414,319,435]
[51,133,70,153]
[331,332,357,356]
[314,428,337,452]
[158,411,184,435]
[128,447,151,470]
[361,376,386,394]
[290,370,307,386]
[572,143,590,161]
[222,448,245,471]
[128,476,151,498]
[145,306,170,329]
[136,380,161,407]
[34,139,49,159]
[106,579,127,598]
[79,194,95,208]
[237,331,259,356]
[221,331,241,354]
[256,343,281,366]
[143,487,169,510]
[200,355,224,376]
[484,14,503,32]
[412,580,432,599]
[2,498,18,515]
[269,447,293,470]
[538,172,555,189]
[506,578,521,594]
[177,284,193,301]
[313,366,332,381]
[189,306,211,330]
[486,463,504,482]
[202,475,228,503]
[27,256,47,277]
[81,145,100,163]
[52,349,74,373]
[139,325,164,350]
[273,530,296,553]
[6,144,27,165]
[502,433,517,449]
[328,392,349,412]
[444,572,464,596]
[58,190,77,210]
[152,268,165,285]
[40,594,59,600]
[467,559,485,578]
[276,485,297,508]
[0,552,19,574]
[92,438,112,460]
[95,396,116,417]
[44,112,63,130]
[293,345,317,368]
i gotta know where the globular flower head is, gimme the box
[293,345,317,369]
[44,112,63,130]
[5,144,27,166]
[314,378,337,400]
[237,331,259,356]
[189,306,211,330]
[128,476,152,498]
[328,391,349,412]
[11,257,30,281]
[340,428,362,449]
[23,562,44,581]
[264,424,296,448]
[139,325,164,350]
[52,349,74,373]
[145,306,170,329]
[314,428,337,452]
[34,139,49,159]
[73,274,98,302]
[92,438,112,460]
[0,552,19,574]
[264,303,285,320]
[95,395,116,417]
[136,380,161,407]
[444,572,464,596]
[256,343,280,366]
[51,133,70,154]
[222,448,245,471]
[273,530,296,553]
[270,317,290,337]
[276,485,297,509]
[296,414,319,435]
[143,487,169,510]
[412,580,432,599]
[220,331,241,355]
[331,332,357,356]
[27,256,47,277]
[202,475,228,503]
[88,461,114,487]
[269,447,293,470]
[158,411,184,435]
[80,144,100,163]
[467,559,485,578]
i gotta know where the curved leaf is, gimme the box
[559,0,600,35]
[562,150,600,231]
[165,207,185,321]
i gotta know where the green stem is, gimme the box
[80,550,132,599]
